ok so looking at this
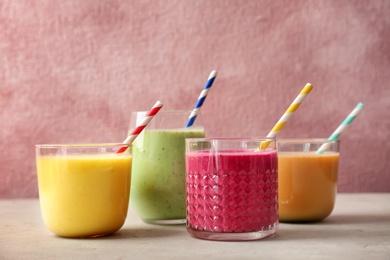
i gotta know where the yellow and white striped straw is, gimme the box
[260,83,314,149]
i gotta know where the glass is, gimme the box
[35,143,132,238]
[130,110,205,224]
[277,139,340,222]
[185,138,278,241]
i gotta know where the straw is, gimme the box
[260,83,314,149]
[116,100,163,153]
[316,102,364,154]
[185,70,217,127]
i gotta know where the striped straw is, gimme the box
[316,102,364,154]
[260,83,314,149]
[185,70,217,127]
[116,100,163,153]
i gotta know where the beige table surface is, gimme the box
[1,193,389,259]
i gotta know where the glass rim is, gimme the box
[276,138,340,143]
[186,137,276,142]
[35,143,129,148]
[132,109,193,114]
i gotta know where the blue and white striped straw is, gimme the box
[316,102,364,154]
[185,70,217,127]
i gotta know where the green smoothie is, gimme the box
[131,127,204,224]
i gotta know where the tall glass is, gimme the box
[35,143,132,238]
[277,139,340,222]
[186,138,278,241]
[130,110,205,224]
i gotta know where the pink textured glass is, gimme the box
[185,138,278,241]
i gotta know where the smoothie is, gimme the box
[186,149,278,233]
[278,151,339,222]
[36,153,132,237]
[131,128,205,223]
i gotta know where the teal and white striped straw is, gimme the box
[316,102,364,154]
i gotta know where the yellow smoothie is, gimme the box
[36,154,132,237]
[278,151,339,222]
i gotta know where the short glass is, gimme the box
[35,143,132,238]
[185,138,278,241]
[130,110,205,224]
[277,139,340,222]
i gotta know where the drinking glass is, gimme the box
[130,110,205,224]
[278,139,340,222]
[186,137,278,241]
[36,143,132,238]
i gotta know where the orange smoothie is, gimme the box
[278,151,339,222]
[36,154,132,237]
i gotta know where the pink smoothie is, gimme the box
[186,149,278,233]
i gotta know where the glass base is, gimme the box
[279,218,327,223]
[186,225,278,241]
[79,232,114,239]
[143,219,186,225]
[54,230,117,239]
[279,213,332,223]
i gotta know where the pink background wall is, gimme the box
[1,0,389,198]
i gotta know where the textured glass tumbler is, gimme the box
[278,139,339,222]
[130,110,205,224]
[185,138,278,241]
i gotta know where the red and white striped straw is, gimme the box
[116,100,163,153]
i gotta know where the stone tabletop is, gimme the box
[1,193,389,259]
